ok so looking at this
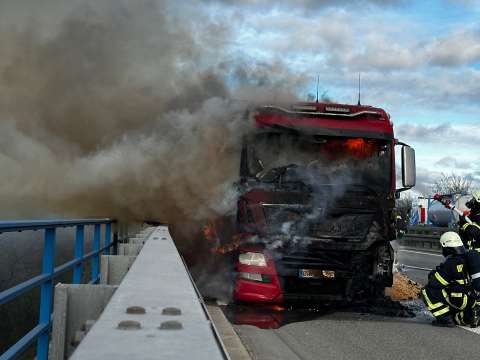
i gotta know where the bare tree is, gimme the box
[431,172,472,195]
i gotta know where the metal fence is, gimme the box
[0,219,117,360]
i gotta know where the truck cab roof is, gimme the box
[254,102,394,140]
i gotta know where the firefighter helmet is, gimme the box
[439,231,465,255]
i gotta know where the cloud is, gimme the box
[395,123,480,145]
[221,4,480,73]
[435,156,472,169]
[355,27,480,70]
[411,165,480,196]
[425,29,480,67]
[395,123,452,141]
[412,166,442,195]
[179,2,480,111]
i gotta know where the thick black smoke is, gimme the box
[0,0,308,252]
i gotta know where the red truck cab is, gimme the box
[233,102,416,303]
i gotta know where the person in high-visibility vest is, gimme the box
[421,232,478,327]
[459,191,480,250]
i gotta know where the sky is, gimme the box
[184,0,480,195]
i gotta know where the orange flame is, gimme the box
[203,220,242,254]
[324,138,377,160]
[203,222,217,242]
[344,138,376,158]
[213,233,242,254]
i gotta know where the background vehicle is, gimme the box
[233,102,416,303]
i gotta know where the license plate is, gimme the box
[299,269,323,279]
[298,269,335,279]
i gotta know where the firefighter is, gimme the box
[459,191,480,250]
[465,248,480,326]
[421,232,477,327]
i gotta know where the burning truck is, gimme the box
[209,102,416,303]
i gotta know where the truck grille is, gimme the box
[279,251,351,271]
[307,214,372,239]
[263,205,373,241]
[275,250,353,300]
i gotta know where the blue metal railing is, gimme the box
[0,218,117,360]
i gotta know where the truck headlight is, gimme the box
[239,252,267,267]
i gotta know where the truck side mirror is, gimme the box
[401,145,416,188]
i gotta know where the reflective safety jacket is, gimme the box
[423,254,469,317]
[466,249,480,292]
[459,221,480,250]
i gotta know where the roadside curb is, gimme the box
[207,305,253,360]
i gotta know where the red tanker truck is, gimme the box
[208,101,416,303]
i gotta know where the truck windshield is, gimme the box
[248,132,392,194]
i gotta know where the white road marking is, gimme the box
[398,249,443,257]
[460,326,480,335]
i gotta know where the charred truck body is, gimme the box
[234,102,416,303]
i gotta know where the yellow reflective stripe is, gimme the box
[433,307,450,317]
[442,289,468,310]
[422,289,444,309]
[455,312,462,324]
[435,272,449,286]
[454,311,465,325]
[442,289,454,307]
[457,264,464,273]
[459,295,468,310]
[456,279,466,284]
[462,223,480,231]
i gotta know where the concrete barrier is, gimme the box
[70,226,229,360]
[50,226,153,359]
[397,234,441,251]
[396,226,451,252]
[100,255,137,285]
[118,243,143,256]
[50,284,117,360]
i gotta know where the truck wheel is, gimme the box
[372,243,394,288]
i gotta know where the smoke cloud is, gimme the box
[0,0,305,251]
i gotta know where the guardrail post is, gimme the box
[91,224,101,283]
[73,225,85,284]
[37,227,56,360]
[104,223,111,255]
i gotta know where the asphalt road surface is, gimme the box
[224,245,480,360]
[231,310,480,360]
[396,247,443,284]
